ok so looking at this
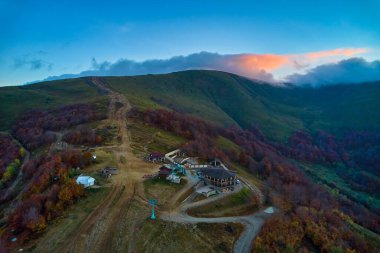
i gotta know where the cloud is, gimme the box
[285,58,380,86]
[44,52,278,83]
[13,54,52,71]
[42,48,368,84]
[305,48,368,60]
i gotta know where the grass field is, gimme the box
[188,187,259,218]
[0,78,108,131]
[28,187,111,252]
[143,177,188,211]
[216,136,241,153]
[128,119,186,156]
[135,220,243,253]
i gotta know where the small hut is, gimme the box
[76,175,95,188]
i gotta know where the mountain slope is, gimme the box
[0,78,108,131]
[103,70,380,140]
[1,70,380,141]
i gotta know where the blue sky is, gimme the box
[1,0,380,86]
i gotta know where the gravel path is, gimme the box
[161,209,270,253]
[161,180,274,253]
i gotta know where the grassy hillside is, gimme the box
[1,70,380,141]
[104,70,380,141]
[0,78,108,131]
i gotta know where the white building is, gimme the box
[76,175,95,188]
[196,186,218,197]
[166,174,181,184]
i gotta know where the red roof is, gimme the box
[150,152,163,158]
[159,167,171,174]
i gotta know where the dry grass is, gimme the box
[127,119,185,157]
[143,178,187,211]
[188,188,259,218]
[135,220,244,253]
[28,187,111,252]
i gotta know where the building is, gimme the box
[165,149,186,163]
[174,157,208,169]
[146,152,165,163]
[158,164,184,183]
[166,174,181,184]
[76,175,95,188]
[196,186,218,197]
[199,167,237,189]
[101,167,119,178]
[158,166,172,179]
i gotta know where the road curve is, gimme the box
[161,209,271,253]
[161,184,274,253]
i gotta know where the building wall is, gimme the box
[204,175,237,188]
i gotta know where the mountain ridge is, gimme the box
[1,70,380,141]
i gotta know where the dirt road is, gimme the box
[161,210,270,253]
[56,77,156,253]
[161,181,274,253]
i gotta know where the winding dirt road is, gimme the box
[161,180,274,253]
[56,77,156,253]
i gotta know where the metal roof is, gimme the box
[199,167,236,179]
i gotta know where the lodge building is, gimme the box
[199,167,237,188]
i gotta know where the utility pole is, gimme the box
[149,199,158,220]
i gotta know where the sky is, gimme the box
[1,0,380,86]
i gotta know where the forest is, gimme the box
[63,126,103,146]
[12,104,105,150]
[277,130,380,208]
[128,108,380,253]
[0,134,25,193]
[0,104,104,250]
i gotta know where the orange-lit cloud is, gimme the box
[306,48,368,60]
[234,54,290,71]
[231,48,368,74]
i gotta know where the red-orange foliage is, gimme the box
[4,150,86,247]
[63,126,102,146]
[130,108,380,252]
[0,134,22,177]
[12,104,105,150]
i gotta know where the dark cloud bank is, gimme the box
[43,52,275,83]
[43,53,380,87]
[286,58,380,86]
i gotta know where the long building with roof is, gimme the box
[199,166,237,188]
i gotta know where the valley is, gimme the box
[0,71,379,252]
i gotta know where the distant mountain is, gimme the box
[1,70,380,141]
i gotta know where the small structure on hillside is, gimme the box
[180,157,208,169]
[146,152,165,163]
[159,164,185,176]
[76,175,95,188]
[158,166,172,179]
[101,167,119,178]
[158,164,182,183]
[166,174,181,184]
[165,149,186,163]
[196,186,218,197]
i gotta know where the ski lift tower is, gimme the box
[149,199,158,220]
